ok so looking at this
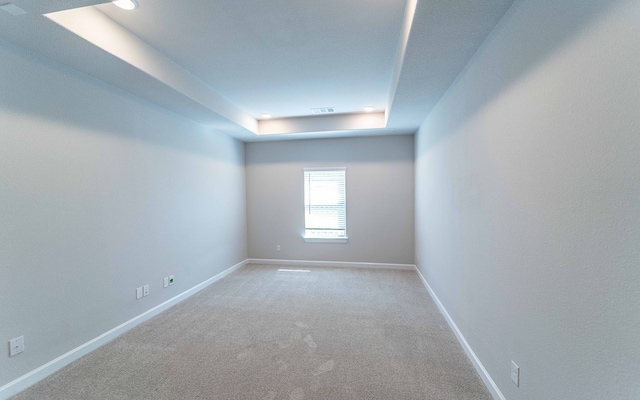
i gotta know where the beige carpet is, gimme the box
[12,264,492,399]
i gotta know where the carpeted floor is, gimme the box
[12,264,492,399]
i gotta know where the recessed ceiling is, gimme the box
[0,0,516,141]
[96,0,406,120]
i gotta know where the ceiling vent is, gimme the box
[311,107,335,114]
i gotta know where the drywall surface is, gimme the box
[246,135,414,264]
[0,40,247,388]
[415,0,640,399]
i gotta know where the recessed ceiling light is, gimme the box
[364,106,374,112]
[112,0,138,10]
[261,113,272,119]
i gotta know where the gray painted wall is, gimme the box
[246,136,414,265]
[415,1,640,399]
[0,40,247,387]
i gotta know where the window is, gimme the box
[303,168,347,242]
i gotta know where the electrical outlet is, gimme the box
[9,336,24,357]
[136,287,143,299]
[143,284,150,297]
[511,360,520,386]
[163,277,169,288]
[276,245,281,251]
[169,275,174,285]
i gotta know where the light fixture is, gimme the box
[364,106,374,112]
[261,113,272,119]
[112,0,138,10]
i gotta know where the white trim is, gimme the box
[414,266,506,400]
[302,236,348,243]
[248,258,415,271]
[0,259,249,400]
[302,167,346,172]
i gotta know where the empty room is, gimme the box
[1,0,638,399]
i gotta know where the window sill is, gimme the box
[303,236,349,244]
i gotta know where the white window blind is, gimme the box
[303,168,346,238]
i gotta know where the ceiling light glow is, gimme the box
[364,106,374,112]
[261,113,272,119]
[112,0,138,10]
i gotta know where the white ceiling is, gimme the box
[97,0,406,120]
[0,0,515,141]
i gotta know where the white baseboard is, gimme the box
[247,258,416,271]
[0,259,249,400]
[414,266,506,400]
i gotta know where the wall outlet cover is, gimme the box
[9,336,25,357]
[163,277,169,288]
[136,287,143,299]
[169,275,174,285]
[511,360,520,387]
[143,284,150,296]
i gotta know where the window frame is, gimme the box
[302,167,348,243]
